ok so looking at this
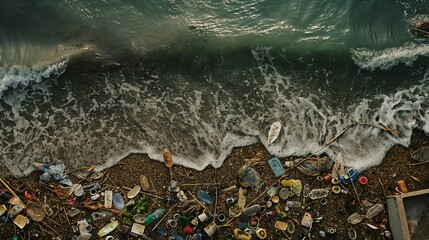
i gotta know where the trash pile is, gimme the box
[1,140,429,239]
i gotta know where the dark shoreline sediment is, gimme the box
[1,130,429,239]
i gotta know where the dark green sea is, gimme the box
[1,0,429,176]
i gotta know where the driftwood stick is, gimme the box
[348,172,363,209]
[378,178,386,196]
[411,27,429,35]
[0,177,20,200]
[409,161,429,166]
[181,183,221,186]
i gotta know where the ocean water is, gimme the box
[1,0,429,176]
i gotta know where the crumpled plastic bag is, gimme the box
[237,162,264,191]
[281,179,302,196]
[411,146,429,162]
[296,156,334,176]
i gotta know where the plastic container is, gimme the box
[237,188,246,209]
[286,201,301,208]
[197,190,213,205]
[339,168,359,184]
[145,209,166,224]
[303,183,310,198]
[308,189,329,200]
[365,203,384,219]
[347,212,363,225]
[97,221,119,237]
[91,211,113,221]
[242,205,261,216]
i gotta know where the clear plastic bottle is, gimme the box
[286,201,302,208]
[366,203,384,218]
[91,211,113,221]
[237,188,247,209]
[243,204,261,216]
[308,189,329,200]
[303,183,310,198]
[97,221,119,237]
[144,209,166,224]
[347,212,363,225]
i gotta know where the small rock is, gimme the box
[139,175,150,191]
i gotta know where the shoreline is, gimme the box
[1,130,429,239]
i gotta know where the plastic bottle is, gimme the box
[347,212,363,225]
[144,209,166,224]
[366,203,384,219]
[237,188,246,209]
[97,221,119,237]
[243,204,261,216]
[303,183,310,198]
[286,201,302,208]
[308,189,329,200]
[91,211,113,221]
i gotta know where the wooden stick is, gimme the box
[0,161,19,178]
[181,183,221,186]
[409,161,429,166]
[62,206,71,226]
[0,177,20,200]
[411,27,429,35]
[186,190,213,216]
[348,172,363,208]
[378,178,386,196]
[151,203,178,231]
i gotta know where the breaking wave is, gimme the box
[0,61,67,97]
[351,42,429,71]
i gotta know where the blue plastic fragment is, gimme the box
[339,168,359,184]
[195,233,204,240]
[268,157,285,177]
[238,222,248,229]
[113,193,124,210]
[155,227,167,236]
[171,233,184,240]
[196,190,213,205]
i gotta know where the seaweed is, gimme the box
[122,194,149,225]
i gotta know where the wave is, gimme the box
[351,42,429,71]
[0,61,67,97]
